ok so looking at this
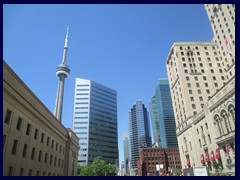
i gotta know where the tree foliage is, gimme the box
[77,157,116,176]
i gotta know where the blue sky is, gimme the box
[3,4,213,167]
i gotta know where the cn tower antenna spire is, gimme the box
[54,27,70,122]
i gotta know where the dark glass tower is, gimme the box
[155,78,178,148]
[128,100,152,174]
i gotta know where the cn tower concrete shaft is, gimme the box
[54,28,70,122]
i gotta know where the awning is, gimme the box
[215,148,221,159]
[210,151,215,161]
[205,152,210,162]
[200,154,205,163]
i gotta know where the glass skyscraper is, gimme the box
[154,78,178,148]
[72,78,118,166]
[149,96,161,147]
[128,100,152,173]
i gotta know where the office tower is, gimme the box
[54,28,70,122]
[205,4,235,80]
[72,78,118,166]
[128,100,152,174]
[3,61,79,176]
[166,4,235,175]
[123,132,130,175]
[155,78,178,148]
[149,96,161,147]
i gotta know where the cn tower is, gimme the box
[54,27,70,122]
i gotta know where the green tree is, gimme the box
[78,156,116,176]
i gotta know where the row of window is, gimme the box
[7,166,63,176]
[8,138,64,167]
[4,109,65,155]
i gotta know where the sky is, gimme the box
[3,4,213,168]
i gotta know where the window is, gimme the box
[185,69,188,73]
[41,133,45,143]
[189,90,193,94]
[197,129,199,135]
[44,153,48,163]
[199,97,203,101]
[38,150,42,162]
[203,76,207,80]
[210,69,214,73]
[193,111,197,115]
[208,134,212,144]
[205,123,208,130]
[5,109,12,124]
[186,76,190,81]
[47,137,50,146]
[16,117,23,130]
[196,83,200,87]
[206,90,210,94]
[26,123,31,135]
[52,140,54,149]
[192,104,196,109]
[194,76,198,81]
[34,129,38,140]
[199,139,202,148]
[190,97,194,101]
[29,169,32,176]
[215,83,218,87]
[206,52,209,55]
[198,90,201,94]
[205,83,208,87]
[3,135,7,153]
[212,76,216,80]
[22,144,28,158]
[20,168,24,176]
[50,155,53,165]
[183,63,187,67]
[8,166,13,176]
[201,69,205,73]
[187,83,191,87]
[12,139,18,155]
[31,148,35,160]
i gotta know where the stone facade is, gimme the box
[3,61,79,176]
[166,4,235,175]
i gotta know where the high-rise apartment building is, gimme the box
[72,78,118,166]
[149,96,161,147]
[128,100,152,174]
[155,78,178,148]
[123,132,130,175]
[166,4,235,175]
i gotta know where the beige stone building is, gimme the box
[166,4,235,175]
[3,61,79,176]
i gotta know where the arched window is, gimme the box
[214,114,222,136]
[221,110,231,133]
[228,104,235,124]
